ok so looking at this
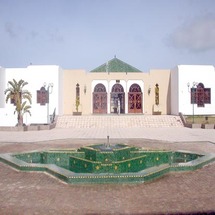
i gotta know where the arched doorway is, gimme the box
[93,84,107,114]
[128,84,142,113]
[110,83,125,114]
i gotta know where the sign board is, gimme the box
[37,87,49,105]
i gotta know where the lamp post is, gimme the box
[187,82,198,124]
[43,82,53,124]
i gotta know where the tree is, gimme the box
[4,79,32,126]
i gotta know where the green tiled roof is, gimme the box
[90,57,142,73]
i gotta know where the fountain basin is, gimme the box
[0,143,215,184]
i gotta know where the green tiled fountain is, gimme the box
[0,141,215,184]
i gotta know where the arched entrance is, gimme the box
[128,83,142,113]
[93,84,107,114]
[110,83,125,114]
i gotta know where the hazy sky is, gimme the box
[0,0,215,72]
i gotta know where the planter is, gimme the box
[73,112,82,116]
[0,123,56,132]
[185,123,214,129]
[38,124,51,130]
[185,123,201,128]
[16,126,27,131]
[191,124,202,129]
[153,105,162,115]
[50,123,56,129]
[202,124,215,129]
[153,111,161,115]
[27,125,39,131]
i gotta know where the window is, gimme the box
[190,83,211,107]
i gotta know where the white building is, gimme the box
[0,58,214,126]
[0,65,63,126]
[171,65,215,115]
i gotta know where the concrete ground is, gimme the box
[0,127,215,214]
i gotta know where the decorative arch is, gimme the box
[94,83,107,93]
[129,83,142,92]
[128,83,142,113]
[110,83,125,114]
[111,83,124,93]
[93,83,107,114]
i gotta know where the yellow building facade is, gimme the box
[63,57,171,115]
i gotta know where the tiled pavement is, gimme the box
[1,127,215,143]
[0,116,215,214]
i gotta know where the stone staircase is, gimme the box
[56,115,184,128]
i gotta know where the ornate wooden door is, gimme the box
[93,84,107,114]
[128,84,142,113]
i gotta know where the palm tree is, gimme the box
[4,79,32,126]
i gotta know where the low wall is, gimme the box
[179,113,215,129]
[0,123,56,132]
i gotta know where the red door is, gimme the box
[93,84,107,114]
[128,84,142,113]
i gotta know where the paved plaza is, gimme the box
[0,126,215,214]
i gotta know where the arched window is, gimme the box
[93,83,107,114]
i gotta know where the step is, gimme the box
[56,115,184,129]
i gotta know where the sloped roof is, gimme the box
[90,57,142,73]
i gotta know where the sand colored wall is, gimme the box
[146,69,171,115]
[63,69,90,114]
